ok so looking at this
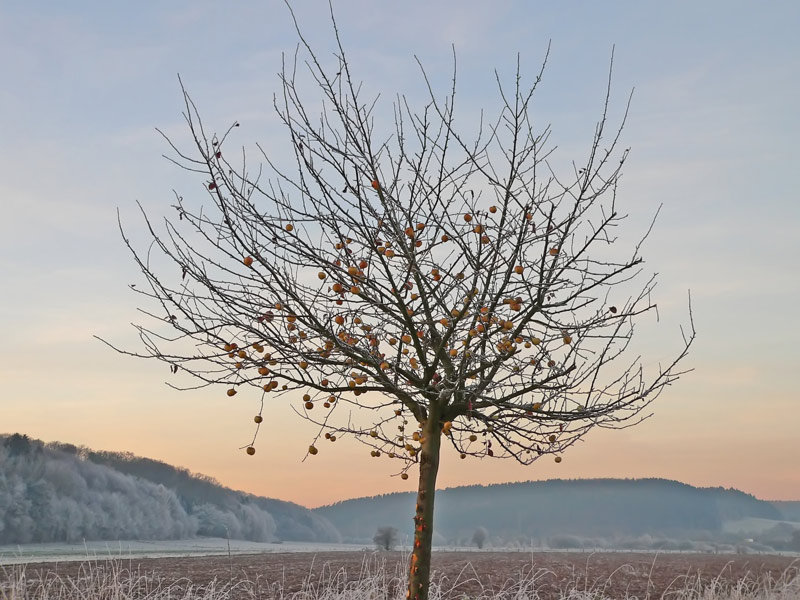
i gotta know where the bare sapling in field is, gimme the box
[103,3,695,599]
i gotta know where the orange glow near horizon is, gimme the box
[4,373,798,508]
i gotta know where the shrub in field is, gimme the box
[471,527,488,550]
[373,526,400,551]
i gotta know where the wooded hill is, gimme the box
[314,478,788,546]
[0,433,340,545]
[3,433,795,549]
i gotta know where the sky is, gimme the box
[1,1,798,508]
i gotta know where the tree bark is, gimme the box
[406,403,442,600]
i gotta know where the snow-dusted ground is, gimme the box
[0,538,370,565]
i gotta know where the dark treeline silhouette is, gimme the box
[0,434,340,545]
[314,478,785,545]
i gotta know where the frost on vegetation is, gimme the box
[0,556,798,600]
[0,438,285,545]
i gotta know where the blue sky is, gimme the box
[1,1,798,506]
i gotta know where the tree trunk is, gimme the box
[406,404,442,600]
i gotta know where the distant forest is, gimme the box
[315,479,799,551]
[2,433,797,551]
[0,433,340,545]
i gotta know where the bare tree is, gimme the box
[471,526,488,550]
[373,525,399,551]
[104,5,694,600]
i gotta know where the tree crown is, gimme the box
[108,21,693,476]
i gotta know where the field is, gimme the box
[2,550,799,600]
[0,539,365,565]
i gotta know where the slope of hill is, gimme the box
[0,433,340,545]
[314,478,783,544]
[773,501,800,521]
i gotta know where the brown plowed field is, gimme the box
[11,551,800,599]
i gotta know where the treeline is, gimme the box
[315,478,784,544]
[0,434,340,545]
